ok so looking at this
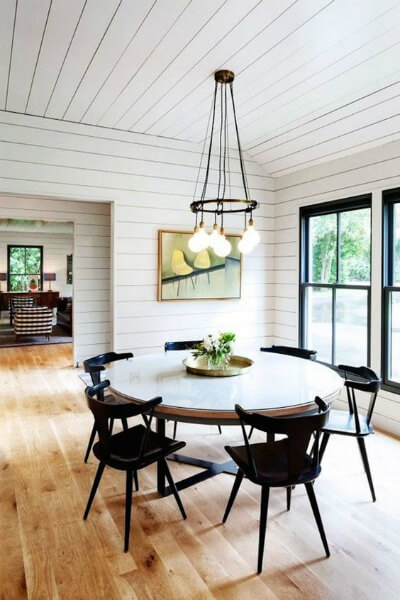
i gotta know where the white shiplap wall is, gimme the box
[0,230,73,297]
[274,139,400,435]
[0,111,275,363]
[0,192,110,365]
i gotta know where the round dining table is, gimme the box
[103,349,342,496]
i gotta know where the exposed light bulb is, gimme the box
[208,223,221,249]
[245,218,260,247]
[188,225,204,252]
[214,228,232,257]
[238,231,254,254]
[196,221,209,250]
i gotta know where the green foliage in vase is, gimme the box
[192,332,236,367]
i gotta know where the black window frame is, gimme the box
[382,187,400,392]
[7,245,43,292]
[299,194,372,367]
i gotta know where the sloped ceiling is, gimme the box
[1,0,400,175]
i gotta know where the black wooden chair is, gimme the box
[319,364,381,502]
[249,344,318,440]
[260,344,317,361]
[83,381,187,552]
[82,352,134,463]
[164,340,222,438]
[222,399,330,574]
[164,341,202,352]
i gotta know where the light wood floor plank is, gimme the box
[0,343,399,599]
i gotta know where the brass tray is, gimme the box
[183,355,253,377]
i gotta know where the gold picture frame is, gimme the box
[158,230,242,301]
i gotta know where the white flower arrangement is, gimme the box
[192,332,236,368]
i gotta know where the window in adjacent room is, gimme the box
[7,245,43,291]
[382,188,400,390]
[300,195,371,366]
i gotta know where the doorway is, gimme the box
[0,218,74,351]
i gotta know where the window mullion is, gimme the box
[382,194,400,389]
[337,212,340,285]
[333,212,340,364]
[332,286,336,365]
[386,202,393,287]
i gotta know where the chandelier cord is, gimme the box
[200,80,218,207]
[229,82,249,201]
[217,83,223,203]
[193,84,215,223]
[222,82,228,202]
[226,85,232,202]
[220,82,229,228]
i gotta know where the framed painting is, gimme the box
[158,230,241,301]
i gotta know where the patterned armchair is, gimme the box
[14,307,53,340]
[9,296,37,324]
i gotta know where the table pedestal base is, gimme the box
[156,418,238,496]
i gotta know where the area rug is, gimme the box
[0,322,72,348]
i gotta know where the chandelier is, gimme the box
[189,69,259,257]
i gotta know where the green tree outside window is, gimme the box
[8,246,43,291]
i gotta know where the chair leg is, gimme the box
[217,425,222,434]
[124,470,134,552]
[162,459,186,520]
[133,470,139,492]
[319,432,330,461]
[305,482,330,557]
[109,418,114,435]
[173,421,177,440]
[248,426,254,439]
[357,437,376,502]
[286,486,292,511]
[121,417,128,431]
[222,470,244,523]
[84,422,97,463]
[257,485,270,574]
[83,461,106,520]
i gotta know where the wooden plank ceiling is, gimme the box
[1,0,400,176]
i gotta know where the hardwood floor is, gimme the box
[1,344,399,599]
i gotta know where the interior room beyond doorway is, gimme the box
[0,217,73,349]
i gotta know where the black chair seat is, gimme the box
[322,409,372,437]
[93,424,185,470]
[226,439,321,487]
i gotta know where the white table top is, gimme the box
[102,350,343,424]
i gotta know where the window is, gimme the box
[7,245,43,291]
[382,188,400,390]
[300,196,371,366]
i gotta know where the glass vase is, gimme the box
[207,354,231,370]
